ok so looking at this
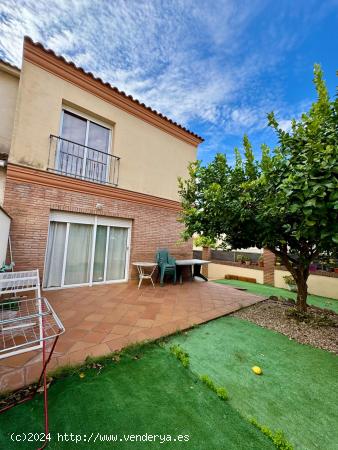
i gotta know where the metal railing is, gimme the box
[48,135,120,186]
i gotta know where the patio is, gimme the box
[0,280,263,391]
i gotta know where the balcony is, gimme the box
[48,135,120,186]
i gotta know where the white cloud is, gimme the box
[0,0,334,139]
[278,119,293,132]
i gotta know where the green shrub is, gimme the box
[194,235,216,248]
[283,275,296,285]
[169,344,189,368]
[249,418,294,450]
[200,374,228,401]
[216,387,228,401]
[200,374,214,389]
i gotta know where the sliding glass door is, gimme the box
[106,227,128,281]
[92,225,128,283]
[44,214,131,289]
[64,224,93,285]
[44,222,67,288]
[92,225,107,283]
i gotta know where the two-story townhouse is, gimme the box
[1,37,203,289]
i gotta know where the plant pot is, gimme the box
[335,268,338,274]
[245,261,251,265]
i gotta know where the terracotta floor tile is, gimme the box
[84,313,106,322]
[135,318,154,328]
[68,340,96,353]
[111,324,133,336]
[74,320,99,331]
[105,336,131,352]
[54,337,77,355]
[64,328,88,341]
[92,322,115,332]
[1,350,38,368]
[140,309,158,320]
[101,332,125,343]
[81,331,107,344]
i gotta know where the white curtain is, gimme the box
[93,225,107,282]
[106,227,128,280]
[44,222,67,288]
[64,224,93,285]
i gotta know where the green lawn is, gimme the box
[0,344,274,450]
[214,279,338,313]
[168,317,338,450]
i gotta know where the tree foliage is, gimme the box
[179,65,338,311]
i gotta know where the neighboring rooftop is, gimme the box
[22,36,204,144]
[0,59,21,76]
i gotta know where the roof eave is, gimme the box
[0,59,21,78]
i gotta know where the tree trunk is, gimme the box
[292,264,310,312]
[270,247,310,313]
[295,274,308,312]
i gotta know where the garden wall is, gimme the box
[275,269,338,300]
[208,260,338,300]
[208,262,264,284]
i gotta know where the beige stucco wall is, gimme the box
[275,269,338,300]
[10,61,197,201]
[208,262,264,284]
[0,66,19,154]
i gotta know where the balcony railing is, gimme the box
[48,135,120,186]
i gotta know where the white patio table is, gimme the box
[132,262,157,289]
[175,259,210,284]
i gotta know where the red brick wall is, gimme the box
[3,177,192,281]
[201,246,211,277]
[263,248,276,285]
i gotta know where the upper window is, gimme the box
[57,110,111,183]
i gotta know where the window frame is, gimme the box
[57,107,113,183]
[43,212,132,290]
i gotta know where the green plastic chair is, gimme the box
[156,249,176,286]
[0,262,15,272]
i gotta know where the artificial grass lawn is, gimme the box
[214,279,338,313]
[0,345,274,450]
[168,317,338,450]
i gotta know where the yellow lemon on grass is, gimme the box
[79,372,85,379]
[252,366,263,375]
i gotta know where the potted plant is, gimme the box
[258,255,264,267]
[321,259,329,271]
[283,275,297,292]
[328,258,336,272]
[242,255,251,266]
[236,254,244,264]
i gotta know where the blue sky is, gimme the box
[0,0,337,165]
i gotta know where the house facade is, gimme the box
[1,37,203,289]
